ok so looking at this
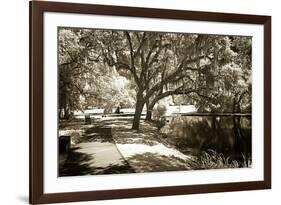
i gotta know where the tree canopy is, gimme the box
[58,28,252,130]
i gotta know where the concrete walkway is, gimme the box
[59,117,195,176]
[111,118,195,173]
[59,125,134,176]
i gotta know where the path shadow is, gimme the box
[59,118,139,176]
[59,124,136,176]
[59,146,135,176]
[59,147,96,176]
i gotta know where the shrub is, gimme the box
[196,149,240,169]
[153,104,167,121]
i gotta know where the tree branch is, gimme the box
[148,87,203,109]
[133,32,147,58]
[125,31,141,88]
[145,55,208,99]
[125,31,135,68]
[145,59,186,99]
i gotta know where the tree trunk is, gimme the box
[65,107,71,120]
[59,108,62,120]
[132,94,145,130]
[145,99,152,121]
[145,108,153,121]
[232,96,245,164]
[232,97,239,152]
[145,98,159,121]
[145,103,156,121]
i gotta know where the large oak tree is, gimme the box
[59,28,252,131]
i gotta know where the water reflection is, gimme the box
[160,115,251,165]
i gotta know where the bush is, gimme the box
[153,104,167,121]
[195,149,240,169]
[195,149,252,169]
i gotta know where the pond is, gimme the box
[160,115,252,163]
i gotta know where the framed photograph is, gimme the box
[30,0,271,204]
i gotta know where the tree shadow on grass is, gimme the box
[112,120,168,146]
[78,134,114,143]
[114,136,158,146]
[98,163,135,174]
[93,118,133,129]
[85,126,112,135]
[126,152,193,173]
[59,119,85,130]
[78,126,114,143]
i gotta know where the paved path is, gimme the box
[111,118,195,173]
[59,125,134,176]
[59,117,195,176]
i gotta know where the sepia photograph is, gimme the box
[58,27,252,177]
